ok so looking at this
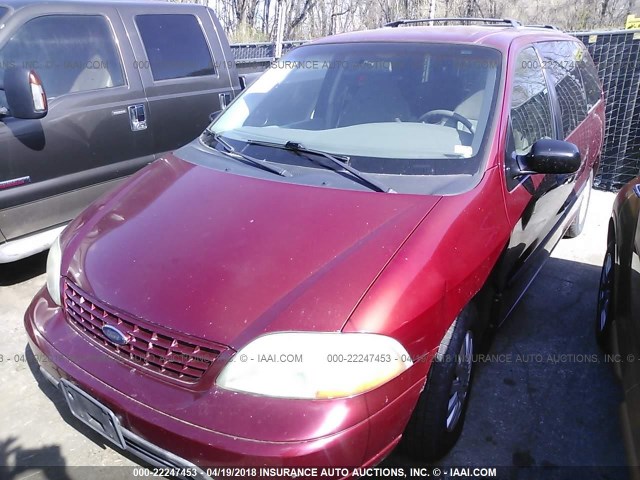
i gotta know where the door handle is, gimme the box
[219,92,232,110]
[128,104,147,131]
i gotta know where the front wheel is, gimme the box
[402,306,477,461]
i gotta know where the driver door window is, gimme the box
[510,47,553,155]
[0,15,125,99]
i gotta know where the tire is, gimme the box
[402,306,477,461]
[565,172,593,238]
[596,239,615,351]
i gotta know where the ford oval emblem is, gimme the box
[102,325,129,346]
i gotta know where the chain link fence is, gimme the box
[231,31,640,191]
[231,41,307,74]
[231,41,307,63]
[575,30,640,191]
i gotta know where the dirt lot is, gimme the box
[0,190,629,480]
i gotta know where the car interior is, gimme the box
[240,50,496,153]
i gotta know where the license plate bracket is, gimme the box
[60,379,126,449]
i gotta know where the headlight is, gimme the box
[216,332,412,399]
[46,234,62,306]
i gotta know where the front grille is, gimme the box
[64,280,221,383]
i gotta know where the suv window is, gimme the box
[208,42,502,194]
[0,15,125,98]
[575,44,601,109]
[510,47,553,155]
[536,41,588,136]
[212,43,501,176]
[135,14,215,81]
[0,7,7,20]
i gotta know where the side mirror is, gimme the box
[516,139,581,175]
[1,68,48,119]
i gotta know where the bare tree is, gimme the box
[167,0,636,42]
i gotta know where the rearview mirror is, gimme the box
[1,68,48,119]
[515,139,581,175]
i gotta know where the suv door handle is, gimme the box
[219,92,232,109]
[128,104,147,131]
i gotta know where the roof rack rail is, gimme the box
[385,17,521,28]
[524,24,561,30]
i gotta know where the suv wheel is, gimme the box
[402,306,477,461]
[596,239,615,350]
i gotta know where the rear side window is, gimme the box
[135,14,215,81]
[575,44,601,109]
[536,41,588,136]
[0,15,125,98]
[510,47,554,155]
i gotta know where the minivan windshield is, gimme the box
[210,42,502,191]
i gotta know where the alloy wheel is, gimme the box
[598,251,613,333]
[446,330,473,432]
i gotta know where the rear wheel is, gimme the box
[402,306,477,461]
[565,172,593,238]
[596,240,615,350]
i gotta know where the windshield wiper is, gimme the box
[246,139,395,193]
[205,132,291,177]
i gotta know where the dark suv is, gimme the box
[26,18,603,474]
[0,0,241,263]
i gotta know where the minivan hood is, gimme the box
[65,154,440,349]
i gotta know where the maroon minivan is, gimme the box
[25,18,604,476]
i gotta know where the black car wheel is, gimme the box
[596,240,615,350]
[402,305,477,461]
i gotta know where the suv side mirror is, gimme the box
[515,139,581,175]
[1,68,48,119]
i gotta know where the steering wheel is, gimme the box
[419,109,475,134]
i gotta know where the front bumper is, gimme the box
[0,224,66,263]
[25,286,427,477]
[40,367,208,479]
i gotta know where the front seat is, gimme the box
[71,54,113,93]
[446,90,484,132]
[337,73,412,127]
